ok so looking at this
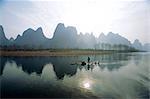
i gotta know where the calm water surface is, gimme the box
[0,52,150,98]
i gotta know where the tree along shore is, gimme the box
[0,49,141,57]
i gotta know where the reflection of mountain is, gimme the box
[0,54,131,78]
[0,57,78,80]
[52,57,77,79]
[0,57,7,75]
[99,53,131,70]
[78,53,131,71]
[0,57,46,75]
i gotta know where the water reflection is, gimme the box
[1,53,131,79]
[0,52,149,98]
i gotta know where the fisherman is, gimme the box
[88,57,90,63]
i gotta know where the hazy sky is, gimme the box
[0,0,150,44]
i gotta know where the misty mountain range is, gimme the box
[0,23,150,51]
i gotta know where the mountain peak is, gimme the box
[15,34,21,41]
[0,25,5,36]
[133,39,142,45]
[66,26,77,32]
[22,28,35,36]
[0,25,9,45]
[99,33,105,37]
[107,32,115,37]
[36,27,45,37]
[0,25,3,30]
[22,27,44,38]
[132,39,142,50]
[0,25,4,34]
[17,34,21,37]
[55,23,65,32]
[36,27,43,32]
[134,39,140,43]
[57,23,65,29]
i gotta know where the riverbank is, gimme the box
[0,49,117,56]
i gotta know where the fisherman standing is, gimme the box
[88,57,90,63]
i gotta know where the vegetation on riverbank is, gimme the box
[0,48,143,57]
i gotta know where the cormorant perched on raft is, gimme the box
[81,61,86,66]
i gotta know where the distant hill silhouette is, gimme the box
[143,43,150,51]
[0,25,10,46]
[0,23,149,51]
[98,32,131,45]
[50,23,78,48]
[132,39,143,50]
[14,27,49,49]
[77,32,96,49]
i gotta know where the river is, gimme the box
[0,52,149,98]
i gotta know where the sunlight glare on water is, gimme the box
[84,82,90,89]
[81,79,93,90]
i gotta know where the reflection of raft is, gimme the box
[71,61,100,66]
